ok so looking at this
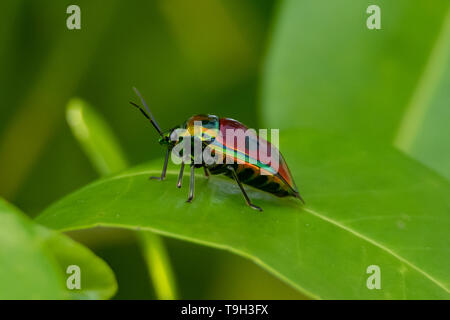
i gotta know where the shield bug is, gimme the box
[130,87,303,211]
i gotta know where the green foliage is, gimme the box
[138,232,178,300]
[33,1,450,298]
[66,98,128,176]
[256,0,450,298]
[395,12,450,180]
[36,128,450,299]
[0,198,117,299]
[262,0,449,146]
[1,0,449,299]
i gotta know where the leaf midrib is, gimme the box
[303,207,448,293]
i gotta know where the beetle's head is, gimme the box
[158,131,171,147]
[158,128,179,148]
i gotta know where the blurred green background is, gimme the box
[1,0,449,299]
[0,0,306,299]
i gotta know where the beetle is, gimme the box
[130,87,303,211]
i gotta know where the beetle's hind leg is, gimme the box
[150,149,169,181]
[187,164,195,203]
[227,165,262,212]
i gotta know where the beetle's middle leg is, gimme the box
[227,165,262,212]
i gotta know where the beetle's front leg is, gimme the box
[150,148,170,181]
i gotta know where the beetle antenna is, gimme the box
[129,101,162,136]
[131,87,163,135]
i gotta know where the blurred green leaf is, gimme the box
[395,12,450,180]
[0,0,119,199]
[66,98,178,299]
[262,0,450,144]
[0,198,117,299]
[138,232,178,300]
[36,129,450,299]
[66,98,128,176]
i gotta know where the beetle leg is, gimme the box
[177,162,185,188]
[150,148,169,181]
[203,166,210,179]
[187,164,195,203]
[227,165,262,212]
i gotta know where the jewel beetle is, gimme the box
[130,87,303,211]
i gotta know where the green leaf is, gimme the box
[0,198,117,299]
[36,130,450,299]
[262,0,450,143]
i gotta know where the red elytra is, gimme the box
[215,118,300,198]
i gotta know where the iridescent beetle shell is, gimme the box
[130,88,304,211]
[181,114,302,200]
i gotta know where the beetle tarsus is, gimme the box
[249,203,263,212]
